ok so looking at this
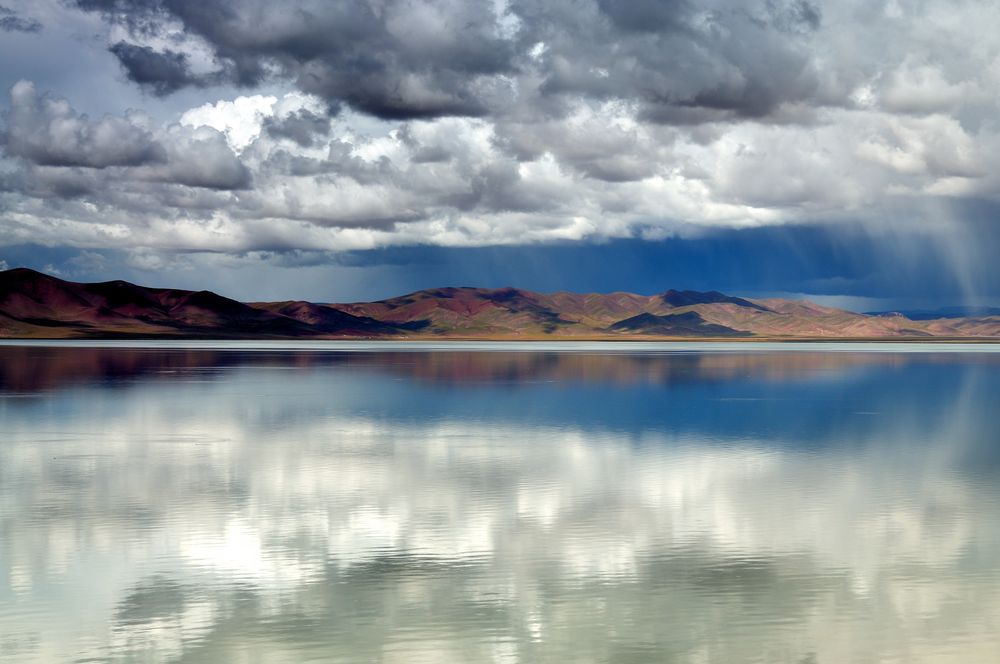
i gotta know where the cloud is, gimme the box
[75,0,518,120]
[1,81,250,191]
[145,124,251,190]
[108,42,205,97]
[2,80,164,168]
[180,94,279,151]
[2,0,1000,304]
[0,80,996,263]
[0,4,40,32]
[70,0,835,123]
[263,108,331,148]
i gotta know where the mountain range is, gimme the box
[1,268,998,339]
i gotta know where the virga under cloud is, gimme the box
[0,0,998,302]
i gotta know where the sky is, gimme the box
[1,0,999,309]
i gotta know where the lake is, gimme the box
[1,341,999,663]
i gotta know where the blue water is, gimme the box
[1,342,999,663]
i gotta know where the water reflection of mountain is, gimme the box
[2,345,997,453]
[3,343,998,393]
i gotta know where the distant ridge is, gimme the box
[1,267,998,339]
[866,306,1000,321]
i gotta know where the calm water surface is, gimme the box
[1,342,999,663]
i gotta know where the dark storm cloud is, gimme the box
[74,0,517,120]
[0,4,40,33]
[108,42,207,96]
[594,0,690,33]
[318,219,1000,307]
[262,108,331,147]
[6,165,102,199]
[69,0,836,124]
[516,0,830,124]
[766,0,821,33]
[7,218,998,307]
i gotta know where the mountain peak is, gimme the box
[0,266,52,282]
[661,289,770,312]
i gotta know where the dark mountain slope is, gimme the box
[609,311,751,337]
[250,300,402,335]
[0,269,395,338]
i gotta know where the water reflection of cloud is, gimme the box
[0,352,999,661]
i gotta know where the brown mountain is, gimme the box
[332,285,1000,338]
[1,268,998,339]
[0,268,394,338]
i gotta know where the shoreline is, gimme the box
[2,334,1000,344]
[3,337,1000,351]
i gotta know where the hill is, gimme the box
[1,268,998,339]
[0,268,394,338]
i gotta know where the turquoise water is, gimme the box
[1,342,999,663]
